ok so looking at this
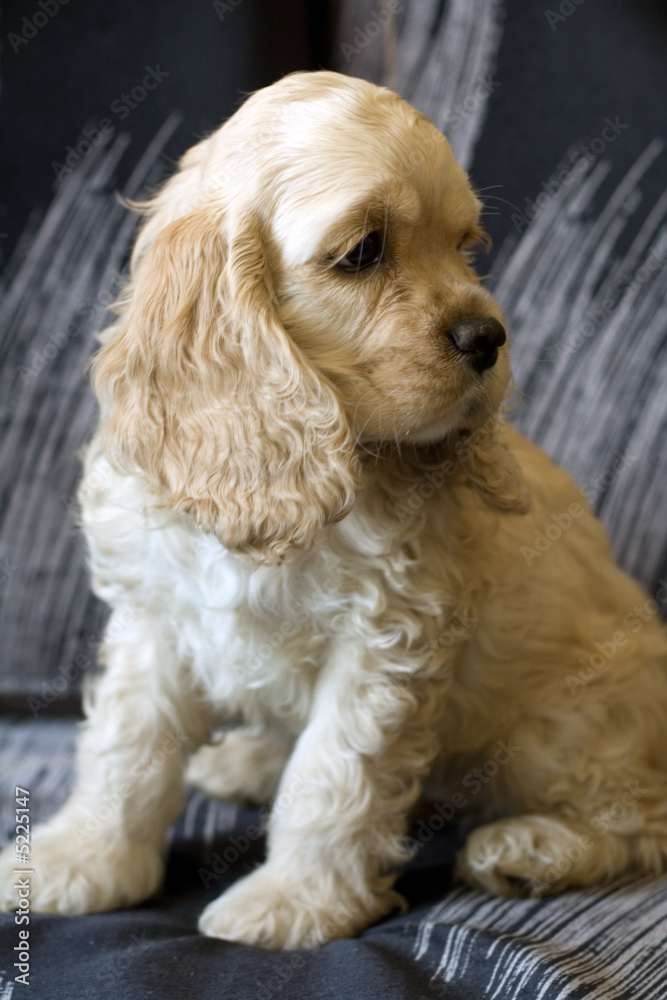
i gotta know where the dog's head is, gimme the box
[92,71,528,564]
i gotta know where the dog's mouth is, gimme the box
[351,330,509,452]
[355,392,495,462]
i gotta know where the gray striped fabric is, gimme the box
[414,877,667,998]
[493,142,667,591]
[0,116,182,708]
[1,713,665,998]
[0,3,666,993]
[336,0,504,169]
[1,0,664,708]
[0,719,75,840]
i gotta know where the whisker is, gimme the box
[479,193,524,214]
[353,404,384,460]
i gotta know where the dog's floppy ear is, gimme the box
[91,205,361,564]
[456,417,532,514]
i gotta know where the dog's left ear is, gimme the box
[91,204,362,564]
[456,418,532,514]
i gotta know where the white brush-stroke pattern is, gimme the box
[0,115,181,703]
[414,877,667,999]
[492,140,667,593]
[0,720,76,843]
[1,11,666,991]
[335,0,504,168]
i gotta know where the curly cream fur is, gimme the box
[91,204,360,564]
[2,71,667,949]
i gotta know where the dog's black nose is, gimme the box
[445,316,506,373]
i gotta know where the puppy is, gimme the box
[2,70,667,950]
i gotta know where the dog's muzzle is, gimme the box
[445,315,506,373]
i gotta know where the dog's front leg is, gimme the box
[0,610,210,915]
[199,643,446,949]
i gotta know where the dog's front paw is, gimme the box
[198,863,401,949]
[0,819,164,915]
[456,815,589,897]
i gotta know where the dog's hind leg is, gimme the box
[457,814,632,895]
[186,726,294,804]
[456,771,667,897]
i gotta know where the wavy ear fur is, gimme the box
[456,417,532,514]
[91,206,361,564]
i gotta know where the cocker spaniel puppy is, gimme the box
[2,70,667,950]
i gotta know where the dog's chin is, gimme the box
[355,371,505,453]
[357,413,462,452]
[399,396,495,447]
[356,404,495,466]
[399,414,469,446]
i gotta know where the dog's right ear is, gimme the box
[90,205,361,564]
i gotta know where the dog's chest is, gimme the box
[82,457,473,725]
[139,512,454,721]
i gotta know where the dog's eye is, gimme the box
[336,231,384,273]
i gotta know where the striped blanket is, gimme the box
[0,0,665,996]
